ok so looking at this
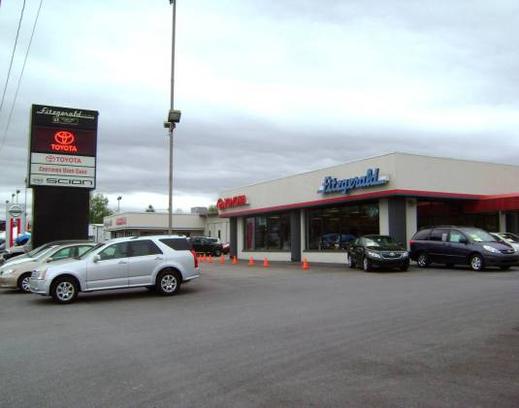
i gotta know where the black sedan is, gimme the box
[346,235,409,272]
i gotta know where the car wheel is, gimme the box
[51,277,78,304]
[416,252,430,268]
[347,255,356,269]
[214,249,222,257]
[156,269,181,296]
[469,254,484,272]
[17,272,32,293]
[362,257,372,272]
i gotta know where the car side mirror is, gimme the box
[459,238,468,244]
[93,254,101,263]
[46,257,54,263]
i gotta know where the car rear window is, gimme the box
[159,238,191,251]
[412,229,430,240]
[129,240,163,257]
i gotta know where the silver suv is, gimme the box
[30,235,199,304]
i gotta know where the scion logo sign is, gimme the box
[30,176,94,188]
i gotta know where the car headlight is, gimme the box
[401,251,409,258]
[483,245,500,254]
[33,268,47,280]
[366,250,382,259]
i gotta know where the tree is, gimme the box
[207,205,218,214]
[90,193,113,224]
[145,204,155,212]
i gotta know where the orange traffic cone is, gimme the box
[220,255,225,264]
[263,257,269,268]
[208,255,213,263]
[248,256,255,266]
[232,256,238,265]
[302,257,309,270]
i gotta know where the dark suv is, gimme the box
[189,236,224,257]
[410,226,519,271]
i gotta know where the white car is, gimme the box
[30,235,199,304]
[490,232,519,253]
[0,242,94,292]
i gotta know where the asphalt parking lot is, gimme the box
[1,261,519,408]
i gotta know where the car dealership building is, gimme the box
[217,153,519,264]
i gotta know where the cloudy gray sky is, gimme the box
[1,0,518,216]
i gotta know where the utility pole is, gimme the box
[164,0,182,235]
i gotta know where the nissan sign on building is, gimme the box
[28,104,98,189]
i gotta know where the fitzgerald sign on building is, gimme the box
[28,104,98,189]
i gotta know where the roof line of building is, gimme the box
[220,151,519,195]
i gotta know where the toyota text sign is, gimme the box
[28,104,98,189]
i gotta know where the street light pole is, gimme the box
[166,0,181,235]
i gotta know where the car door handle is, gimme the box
[154,257,164,261]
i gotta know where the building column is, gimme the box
[229,217,237,258]
[387,198,407,245]
[290,209,301,262]
[379,199,389,235]
[300,209,306,259]
[506,213,519,233]
[499,211,507,232]
[406,198,418,249]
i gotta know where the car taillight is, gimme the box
[409,240,415,245]
[191,250,198,268]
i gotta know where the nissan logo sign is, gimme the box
[8,204,23,218]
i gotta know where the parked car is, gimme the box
[189,236,224,257]
[0,242,95,292]
[30,235,199,304]
[1,239,84,265]
[490,232,519,252]
[410,226,519,271]
[222,242,230,255]
[346,235,409,271]
[0,244,30,264]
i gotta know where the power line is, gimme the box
[0,0,44,155]
[0,0,27,115]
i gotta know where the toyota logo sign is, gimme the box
[54,131,75,145]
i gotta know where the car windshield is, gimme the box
[76,243,104,259]
[364,236,395,247]
[26,244,53,258]
[34,246,60,260]
[464,228,496,243]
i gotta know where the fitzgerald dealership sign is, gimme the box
[28,104,98,189]
[318,168,389,195]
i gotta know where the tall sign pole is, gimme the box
[165,0,181,235]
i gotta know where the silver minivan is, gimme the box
[30,235,199,304]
